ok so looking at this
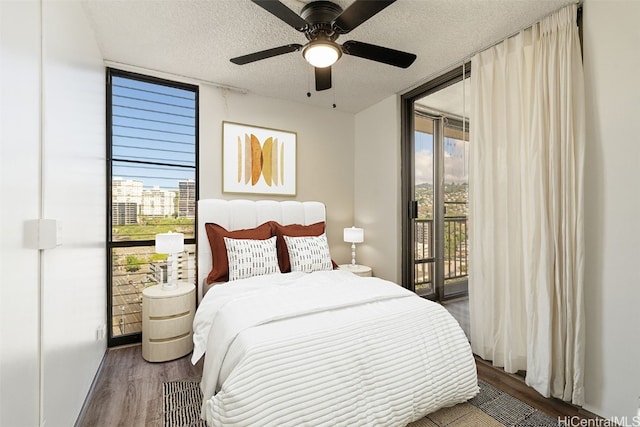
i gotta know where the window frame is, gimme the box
[106,68,199,347]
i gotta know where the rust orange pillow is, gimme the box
[204,222,273,284]
[271,221,337,272]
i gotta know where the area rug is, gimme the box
[163,377,207,427]
[163,378,559,427]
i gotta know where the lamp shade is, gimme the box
[155,232,184,254]
[343,227,364,243]
[303,41,341,68]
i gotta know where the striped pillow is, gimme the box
[224,236,280,281]
[283,233,333,273]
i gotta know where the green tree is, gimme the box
[125,255,142,272]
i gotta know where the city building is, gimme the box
[112,178,143,204]
[141,186,175,217]
[178,179,196,218]
[112,202,137,225]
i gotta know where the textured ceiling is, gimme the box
[82,0,571,113]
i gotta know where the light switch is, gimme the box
[24,219,61,250]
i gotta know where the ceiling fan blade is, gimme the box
[251,0,309,31]
[332,0,396,34]
[341,40,416,68]
[315,67,332,91]
[230,44,303,65]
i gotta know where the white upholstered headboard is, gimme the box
[197,199,326,302]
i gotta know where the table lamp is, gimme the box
[155,231,184,290]
[343,226,364,267]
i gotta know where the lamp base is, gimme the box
[350,243,357,267]
[162,282,178,291]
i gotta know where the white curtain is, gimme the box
[469,3,585,405]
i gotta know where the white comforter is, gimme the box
[192,270,478,427]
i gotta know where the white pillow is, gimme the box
[224,236,280,281]
[283,233,333,273]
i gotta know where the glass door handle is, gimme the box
[409,200,418,219]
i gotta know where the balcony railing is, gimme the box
[111,244,196,337]
[414,217,469,289]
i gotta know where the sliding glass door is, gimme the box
[412,115,436,297]
[442,120,469,298]
[402,65,470,302]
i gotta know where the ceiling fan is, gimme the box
[230,0,417,91]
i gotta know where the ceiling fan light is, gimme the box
[303,41,341,68]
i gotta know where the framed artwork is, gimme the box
[222,121,297,195]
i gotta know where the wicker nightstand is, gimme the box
[142,282,195,362]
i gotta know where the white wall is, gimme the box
[0,1,106,426]
[1,2,42,426]
[198,85,356,263]
[581,0,640,420]
[40,1,106,425]
[353,95,402,283]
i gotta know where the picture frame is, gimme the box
[222,121,297,195]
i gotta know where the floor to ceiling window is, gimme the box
[107,69,198,347]
[401,65,470,302]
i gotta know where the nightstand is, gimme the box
[339,264,372,277]
[142,282,195,362]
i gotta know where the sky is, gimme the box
[415,131,469,186]
[111,76,196,191]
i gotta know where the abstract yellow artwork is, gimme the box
[222,121,296,195]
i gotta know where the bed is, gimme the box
[193,199,478,426]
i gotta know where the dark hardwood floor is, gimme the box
[76,345,202,427]
[474,356,596,422]
[76,345,595,426]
